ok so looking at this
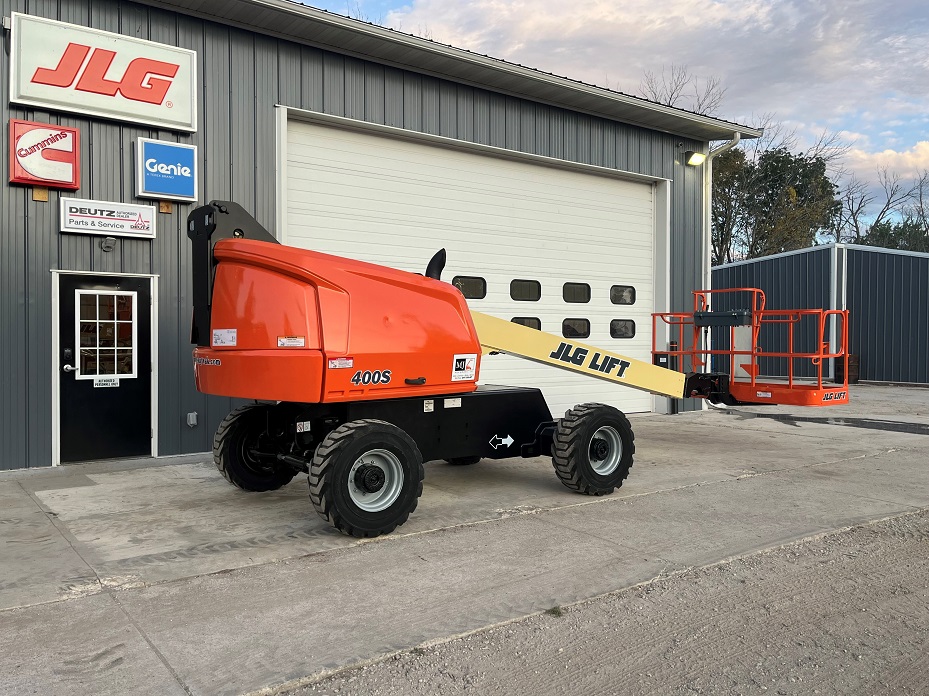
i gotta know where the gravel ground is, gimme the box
[287,510,929,696]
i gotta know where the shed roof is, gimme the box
[141,0,762,143]
[714,243,929,270]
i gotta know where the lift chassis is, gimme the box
[188,201,849,537]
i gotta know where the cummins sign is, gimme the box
[9,13,197,132]
[9,119,81,189]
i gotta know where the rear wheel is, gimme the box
[214,405,297,491]
[551,403,634,495]
[309,420,424,537]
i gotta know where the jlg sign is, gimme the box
[9,13,197,132]
[33,43,180,106]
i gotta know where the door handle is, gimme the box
[62,364,77,373]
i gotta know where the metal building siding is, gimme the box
[0,0,709,468]
[712,248,832,378]
[713,248,832,310]
[846,248,929,383]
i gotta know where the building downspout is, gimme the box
[703,132,741,292]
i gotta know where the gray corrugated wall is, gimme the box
[846,249,929,383]
[711,248,833,378]
[1,0,707,469]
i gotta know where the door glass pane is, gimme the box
[80,349,98,375]
[511,317,541,330]
[610,319,636,338]
[116,349,134,375]
[116,323,133,347]
[98,350,116,375]
[116,295,133,320]
[610,285,636,305]
[99,295,116,320]
[562,318,590,339]
[79,323,97,347]
[452,276,487,299]
[79,295,97,320]
[98,322,116,347]
[563,283,591,303]
[510,279,541,301]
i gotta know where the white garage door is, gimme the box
[284,119,657,417]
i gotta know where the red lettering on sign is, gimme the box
[31,42,91,87]
[31,42,180,105]
[117,58,179,104]
[75,48,123,97]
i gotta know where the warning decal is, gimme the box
[451,353,477,382]
[212,329,237,347]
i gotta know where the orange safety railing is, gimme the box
[652,288,851,407]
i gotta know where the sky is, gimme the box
[306,0,928,196]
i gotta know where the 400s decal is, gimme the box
[350,369,392,385]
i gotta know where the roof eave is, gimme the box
[139,0,762,142]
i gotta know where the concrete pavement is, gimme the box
[1,384,927,695]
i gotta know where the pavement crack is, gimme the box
[109,591,195,696]
[18,481,105,596]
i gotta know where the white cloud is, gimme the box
[847,141,929,180]
[384,0,929,171]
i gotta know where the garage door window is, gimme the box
[610,319,636,339]
[563,283,591,303]
[511,279,541,301]
[452,276,487,299]
[562,318,590,339]
[511,317,542,330]
[611,285,636,305]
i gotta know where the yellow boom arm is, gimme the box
[469,311,685,399]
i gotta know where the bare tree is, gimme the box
[803,129,853,175]
[830,167,917,244]
[692,74,726,117]
[872,167,916,226]
[904,169,929,234]
[740,112,798,161]
[342,3,435,40]
[344,1,385,25]
[641,65,690,107]
[829,175,871,243]
[639,64,727,116]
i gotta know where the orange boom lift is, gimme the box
[188,202,850,537]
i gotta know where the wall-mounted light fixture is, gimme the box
[100,236,117,252]
[684,150,707,166]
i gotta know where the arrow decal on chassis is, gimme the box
[489,434,514,449]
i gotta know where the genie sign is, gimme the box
[136,138,197,201]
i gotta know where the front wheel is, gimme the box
[309,420,424,537]
[551,403,634,495]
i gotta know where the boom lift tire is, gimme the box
[551,403,635,496]
[214,404,298,492]
[309,419,425,538]
[444,456,482,466]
